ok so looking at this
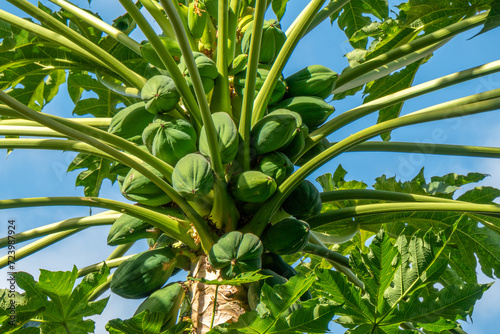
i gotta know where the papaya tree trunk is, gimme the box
[188,256,250,334]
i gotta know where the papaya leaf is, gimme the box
[105,310,165,334]
[363,60,424,141]
[187,271,272,286]
[67,153,118,197]
[6,266,110,333]
[67,72,137,117]
[272,0,289,21]
[337,0,389,49]
[472,0,500,37]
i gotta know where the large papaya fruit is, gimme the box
[172,153,214,200]
[199,112,239,164]
[208,231,263,279]
[282,180,322,220]
[269,96,335,128]
[133,282,185,330]
[285,65,338,99]
[279,124,308,161]
[241,19,286,64]
[120,163,172,206]
[256,152,294,185]
[141,75,181,114]
[250,110,300,155]
[231,171,277,203]
[107,102,155,144]
[110,247,178,299]
[261,218,310,255]
[142,114,197,166]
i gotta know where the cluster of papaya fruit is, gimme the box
[103,0,344,324]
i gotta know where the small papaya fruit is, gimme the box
[120,163,172,206]
[233,66,286,105]
[142,114,197,166]
[208,231,263,279]
[188,0,208,40]
[241,19,286,64]
[141,75,181,114]
[250,110,299,155]
[269,96,335,128]
[228,53,248,76]
[279,124,309,161]
[107,214,160,246]
[231,171,277,203]
[172,153,214,200]
[140,37,182,69]
[108,102,155,144]
[110,247,178,299]
[199,112,239,164]
[261,218,310,255]
[285,65,338,99]
[256,152,293,185]
[282,180,322,220]
[179,52,218,94]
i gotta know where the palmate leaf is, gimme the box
[5,266,110,333]
[472,0,500,37]
[67,153,118,197]
[315,228,486,332]
[106,313,190,334]
[271,0,289,21]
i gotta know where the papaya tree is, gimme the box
[1,0,500,333]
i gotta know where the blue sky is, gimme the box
[1,0,500,333]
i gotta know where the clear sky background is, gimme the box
[1,0,500,333]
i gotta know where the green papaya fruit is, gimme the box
[269,96,335,128]
[199,112,239,164]
[228,53,248,75]
[250,111,298,155]
[241,19,286,64]
[200,0,218,20]
[141,75,181,114]
[231,171,277,203]
[256,152,293,185]
[208,231,263,279]
[142,114,197,166]
[261,218,310,255]
[295,138,331,166]
[285,65,338,99]
[133,282,185,330]
[107,102,155,144]
[179,52,218,94]
[233,66,286,106]
[107,214,160,246]
[110,247,178,299]
[140,37,182,69]
[148,233,178,249]
[172,153,214,200]
[282,180,322,220]
[188,0,208,40]
[120,163,172,206]
[279,124,308,161]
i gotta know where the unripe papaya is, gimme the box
[261,218,310,255]
[208,231,263,279]
[110,247,178,299]
[250,110,299,155]
[188,0,208,40]
[142,114,197,166]
[179,52,218,94]
[200,0,218,20]
[107,102,155,144]
[282,180,322,220]
[120,163,172,206]
[269,96,335,128]
[231,171,277,203]
[133,282,185,330]
[228,53,248,75]
[107,214,160,246]
[279,124,308,161]
[238,14,254,34]
[172,153,214,200]
[256,152,293,185]
[141,75,181,114]
[285,65,338,99]
[199,112,239,164]
[140,37,182,69]
[233,66,286,105]
[242,19,286,64]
